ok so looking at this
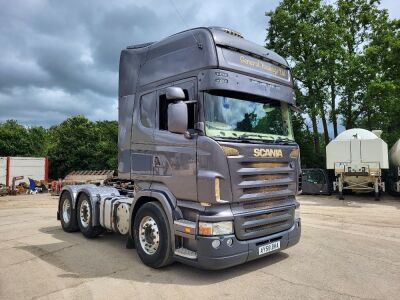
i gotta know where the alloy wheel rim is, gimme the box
[139,216,160,255]
[62,199,71,223]
[79,199,90,228]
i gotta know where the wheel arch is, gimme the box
[129,190,182,251]
[58,189,71,220]
[59,184,119,226]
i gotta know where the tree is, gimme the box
[0,120,32,156]
[28,126,49,157]
[0,116,118,179]
[47,116,99,178]
[94,120,118,171]
[318,4,343,137]
[266,0,330,154]
[336,0,384,129]
[361,16,400,146]
[265,0,397,167]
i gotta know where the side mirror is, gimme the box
[166,87,185,100]
[168,101,188,134]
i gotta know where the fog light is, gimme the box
[212,239,221,249]
[226,238,233,247]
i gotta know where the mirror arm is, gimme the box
[184,131,194,139]
[194,122,205,135]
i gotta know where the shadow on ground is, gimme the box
[16,225,289,286]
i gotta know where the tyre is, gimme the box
[77,193,104,238]
[133,202,173,268]
[60,192,79,232]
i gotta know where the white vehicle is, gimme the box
[326,128,388,200]
[387,139,400,195]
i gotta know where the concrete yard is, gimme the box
[0,193,399,300]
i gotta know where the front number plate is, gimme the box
[258,241,280,255]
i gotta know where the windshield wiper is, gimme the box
[213,136,252,143]
[239,134,275,143]
[274,137,296,144]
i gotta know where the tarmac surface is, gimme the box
[0,193,399,300]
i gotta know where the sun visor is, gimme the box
[198,69,295,105]
[217,47,292,85]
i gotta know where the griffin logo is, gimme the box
[253,148,283,158]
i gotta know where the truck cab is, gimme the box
[59,27,301,270]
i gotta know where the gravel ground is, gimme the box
[0,193,399,300]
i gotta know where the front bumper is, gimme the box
[174,218,301,270]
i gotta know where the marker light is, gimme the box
[215,177,221,202]
[222,146,240,156]
[295,206,300,220]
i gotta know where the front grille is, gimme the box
[242,197,290,210]
[233,159,296,202]
[226,150,297,240]
[234,206,295,240]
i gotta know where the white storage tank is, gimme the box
[389,139,400,167]
[388,139,400,194]
[326,128,388,200]
[0,157,48,187]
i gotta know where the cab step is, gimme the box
[174,247,197,260]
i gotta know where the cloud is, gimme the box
[0,0,283,126]
[0,0,397,127]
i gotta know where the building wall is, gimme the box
[0,157,6,186]
[0,157,48,187]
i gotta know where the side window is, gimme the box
[140,92,156,128]
[158,89,195,131]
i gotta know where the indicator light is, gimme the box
[222,146,240,156]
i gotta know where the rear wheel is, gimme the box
[133,202,173,268]
[77,194,104,238]
[60,192,78,232]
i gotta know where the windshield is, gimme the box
[204,92,294,141]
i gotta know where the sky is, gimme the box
[0,0,398,128]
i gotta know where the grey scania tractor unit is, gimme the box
[57,27,301,270]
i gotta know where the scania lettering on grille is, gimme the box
[253,148,283,158]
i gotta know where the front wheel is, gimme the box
[133,202,173,268]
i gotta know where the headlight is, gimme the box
[295,206,300,220]
[198,221,233,236]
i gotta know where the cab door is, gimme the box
[153,78,197,201]
[130,91,157,185]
